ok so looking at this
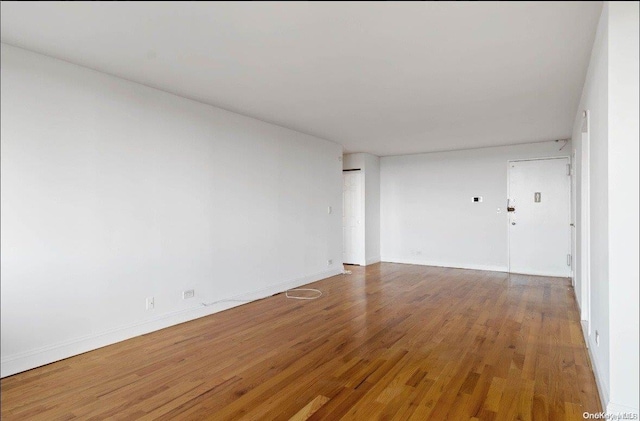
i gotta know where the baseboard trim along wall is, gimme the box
[583,320,609,413]
[0,268,342,378]
[573,284,611,415]
[581,320,590,348]
[381,258,574,278]
[582,324,639,418]
[508,270,572,278]
[381,258,508,273]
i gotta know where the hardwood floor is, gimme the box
[1,263,601,420]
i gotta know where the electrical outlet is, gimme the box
[327,259,333,266]
[595,330,599,346]
[146,297,154,310]
[183,289,195,299]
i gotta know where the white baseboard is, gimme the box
[584,326,609,412]
[581,320,590,347]
[577,309,610,413]
[0,268,342,378]
[508,270,572,278]
[365,256,381,266]
[381,257,507,273]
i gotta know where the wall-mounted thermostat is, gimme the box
[472,196,483,203]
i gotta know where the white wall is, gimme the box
[607,1,639,414]
[380,141,571,271]
[571,3,611,406]
[571,2,639,414]
[343,153,380,265]
[0,44,343,377]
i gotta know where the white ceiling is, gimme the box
[1,2,602,156]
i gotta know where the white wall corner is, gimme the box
[365,256,381,266]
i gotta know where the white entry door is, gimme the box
[343,171,365,265]
[508,158,571,277]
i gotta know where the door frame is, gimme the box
[571,149,577,286]
[580,110,591,333]
[506,156,572,276]
[342,169,366,266]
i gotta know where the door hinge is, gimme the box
[567,254,572,266]
[566,163,571,175]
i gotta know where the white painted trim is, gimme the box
[575,283,613,415]
[571,148,577,288]
[571,286,591,351]
[0,268,342,378]
[365,256,381,266]
[509,155,572,163]
[584,324,609,412]
[581,320,589,346]
[580,111,592,332]
[508,270,572,278]
[574,291,607,414]
[381,257,507,273]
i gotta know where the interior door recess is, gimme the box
[508,158,571,277]
[343,171,365,265]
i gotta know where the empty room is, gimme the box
[1,2,638,420]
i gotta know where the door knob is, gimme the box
[512,222,516,225]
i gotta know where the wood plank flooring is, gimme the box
[1,263,602,420]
